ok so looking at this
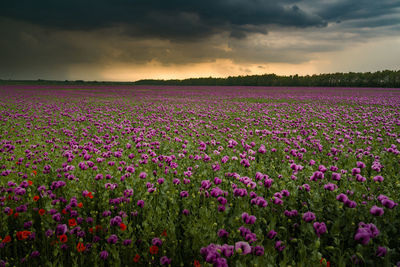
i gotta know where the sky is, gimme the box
[0,0,399,81]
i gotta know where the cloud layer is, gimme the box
[0,0,399,80]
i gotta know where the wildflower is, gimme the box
[69,218,77,227]
[123,239,132,246]
[58,234,68,243]
[76,242,85,252]
[160,256,172,265]
[137,200,145,208]
[152,237,162,246]
[275,240,286,252]
[33,195,40,201]
[182,209,190,215]
[133,254,140,262]
[235,241,251,255]
[38,209,46,216]
[30,251,40,258]
[2,235,11,243]
[16,231,31,241]
[241,212,256,224]
[218,229,229,238]
[194,260,201,267]
[149,245,159,254]
[376,246,387,257]
[370,206,384,216]
[336,193,348,203]
[161,229,167,237]
[55,224,68,236]
[320,258,330,267]
[267,230,277,239]
[252,245,264,256]
[107,234,118,244]
[100,250,109,260]
[120,223,127,231]
[354,223,379,245]
[302,211,316,222]
[313,222,327,237]
[180,191,189,198]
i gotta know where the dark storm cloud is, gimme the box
[0,0,399,80]
[313,0,400,22]
[0,0,326,40]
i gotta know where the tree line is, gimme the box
[1,70,399,87]
[135,70,400,87]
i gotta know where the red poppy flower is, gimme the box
[161,229,167,237]
[194,260,201,267]
[16,231,31,241]
[78,202,83,208]
[32,170,37,176]
[33,195,40,202]
[13,212,19,218]
[69,218,77,227]
[120,223,127,231]
[2,235,11,243]
[95,225,103,232]
[149,245,159,255]
[62,209,68,215]
[89,227,94,234]
[38,209,46,216]
[6,208,13,216]
[133,254,140,262]
[320,258,331,267]
[58,234,68,243]
[28,180,33,186]
[77,242,86,252]
[88,192,93,199]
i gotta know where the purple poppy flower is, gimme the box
[267,230,277,239]
[152,238,162,246]
[100,250,109,260]
[275,240,286,252]
[382,199,397,209]
[336,193,348,203]
[218,229,229,238]
[30,251,40,258]
[137,200,145,208]
[180,191,189,198]
[213,257,228,267]
[331,172,341,181]
[324,183,338,191]
[345,199,357,208]
[221,244,234,257]
[55,224,68,235]
[376,246,387,257]
[252,245,264,256]
[235,241,251,255]
[160,256,172,265]
[182,209,190,215]
[302,211,316,222]
[241,212,256,224]
[110,216,122,226]
[313,222,327,237]
[107,234,118,244]
[123,239,132,246]
[370,206,384,216]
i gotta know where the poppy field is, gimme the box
[0,85,399,266]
